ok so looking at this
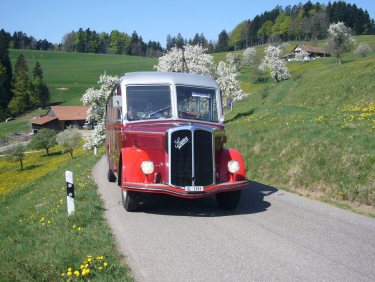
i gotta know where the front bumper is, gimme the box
[123,180,249,198]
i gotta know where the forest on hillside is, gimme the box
[224,0,374,51]
[1,1,374,56]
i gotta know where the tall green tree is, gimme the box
[8,53,30,115]
[31,61,49,108]
[0,29,13,110]
[74,28,85,53]
[217,30,229,52]
[110,30,121,54]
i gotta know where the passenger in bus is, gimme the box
[127,105,138,120]
[143,101,155,117]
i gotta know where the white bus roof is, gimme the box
[120,72,220,89]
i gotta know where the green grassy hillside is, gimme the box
[9,50,158,106]
[1,50,157,141]
[221,35,375,213]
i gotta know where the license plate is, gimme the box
[185,186,204,192]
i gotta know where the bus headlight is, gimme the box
[228,160,240,173]
[141,161,154,175]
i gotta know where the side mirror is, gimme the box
[113,96,122,108]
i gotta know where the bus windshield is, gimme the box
[125,85,171,121]
[176,86,218,122]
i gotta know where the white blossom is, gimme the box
[243,47,257,66]
[215,61,247,105]
[81,72,118,150]
[154,44,248,106]
[154,44,215,77]
[327,22,356,65]
[295,50,310,61]
[354,42,372,57]
[261,45,290,82]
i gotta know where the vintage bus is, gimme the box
[105,72,248,211]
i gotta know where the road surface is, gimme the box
[93,156,375,282]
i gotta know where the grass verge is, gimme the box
[0,145,134,281]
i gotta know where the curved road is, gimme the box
[93,156,375,282]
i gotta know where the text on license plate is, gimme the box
[185,186,204,192]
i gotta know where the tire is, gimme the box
[122,189,141,211]
[216,189,242,210]
[107,157,116,182]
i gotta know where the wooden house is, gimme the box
[291,44,331,59]
[31,106,90,133]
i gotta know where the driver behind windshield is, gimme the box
[142,101,168,118]
[127,105,138,121]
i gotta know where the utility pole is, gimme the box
[181,49,189,73]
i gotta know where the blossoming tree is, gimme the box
[81,72,118,150]
[154,44,247,106]
[242,47,257,67]
[295,50,310,61]
[261,45,290,82]
[327,22,356,65]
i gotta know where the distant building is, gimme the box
[282,54,294,61]
[292,44,331,59]
[31,106,90,133]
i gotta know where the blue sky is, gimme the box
[1,0,374,47]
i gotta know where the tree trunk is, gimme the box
[46,148,49,156]
[70,151,73,159]
[20,160,23,171]
[337,54,342,65]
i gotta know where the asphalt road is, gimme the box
[93,156,375,282]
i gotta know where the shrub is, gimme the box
[354,42,372,57]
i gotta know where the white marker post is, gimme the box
[66,171,75,216]
[94,142,97,155]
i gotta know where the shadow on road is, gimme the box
[137,180,278,217]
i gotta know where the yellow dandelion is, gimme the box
[99,267,103,270]
[73,225,76,228]
[67,271,72,276]
[74,270,80,277]
[104,262,108,266]
[68,268,72,272]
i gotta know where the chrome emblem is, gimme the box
[174,136,189,150]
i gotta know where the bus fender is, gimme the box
[216,148,246,182]
[121,147,151,184]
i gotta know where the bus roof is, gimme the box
[120,72,220,89]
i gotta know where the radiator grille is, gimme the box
[170,128,213,187]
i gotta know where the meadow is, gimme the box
[225,35,375,214]
[0,145,134,281]
[8,50,158,106]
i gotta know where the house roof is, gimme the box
[50,106,90,121]
[31,116,57,125]
[292,45,326,54]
